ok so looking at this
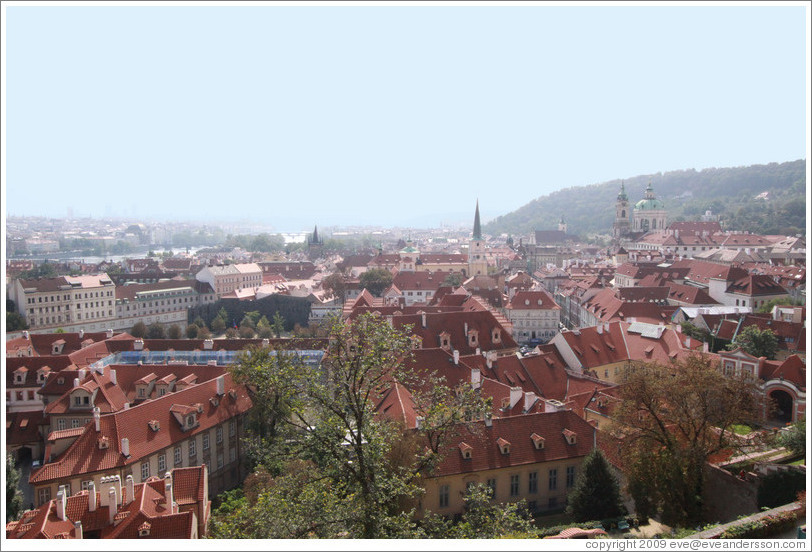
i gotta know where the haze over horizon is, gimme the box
[4,2,808,229]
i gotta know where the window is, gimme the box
[439,484,450,508]
[203,433,210,451]
[548,469,558,491]
[510,474,519,497]
[229,446,237,463]
[57,418,66,431]
[38,488,51,506]
[528,471,538,494]
[217,451,224,470]
[229,420,236,437]
[141,462,150,481]
[188,439,196,459]
[566,466,576,488]
[71,419,81,429]
[174,446,182,466]
[216,426,223,443]
[81,480,93,491]
[486,478,496,498]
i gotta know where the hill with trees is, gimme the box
[484,159,806,240]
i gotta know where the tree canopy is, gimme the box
[359,268,394,297]
[221,313,489,538]
[565,449,624,522]
[728,325,779,360]
[614,354,761,526]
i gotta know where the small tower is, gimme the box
[558,216,567,234]
[307,225,324,258]
[613,181,631,240]
[468,200,488,277]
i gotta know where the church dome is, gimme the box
[634,197,665,210]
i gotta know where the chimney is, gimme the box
[484,413,493,427]
[78,329,84,339]
[596,324,603,335]
[108,488,118,525]
[524,392,536,412]
[106,328,113,339]
[78,368,87,380]
[471,368,481,389]
[509,386,522,409]
[56,487,67,521]
[88,480,97,511]
[703,341,709,353]
[110,368,117,385]
[23,330,30,339]
[73,378,80,388]
[204,339,214,350]
[464,322,468,336]
[93,407,101,432]
[475,347,481,356]
[74,521,83,539]
[134,339,144,351]
[262,338,269,347]
[421,312,427,328]
[453,350,460,365]
[415,416,424,429]
[164,473,174,514]
[121,437,130,457]
[125,475,134,505]
[216,375,225,396]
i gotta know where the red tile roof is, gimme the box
[506,290,560,311]
[431,411,595,477]
[30,375,251,485]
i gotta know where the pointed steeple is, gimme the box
[618,181,628,201]
[312,225,319,243]
[473,200,482,240]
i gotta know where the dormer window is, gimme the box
[531,432,545,450]
[459,442,473,459]
[492,329,501,343]
[138,387,145,398]
[186,414,196,428]
[148,420,160,432]
[468,330,479,347]
[14,372,25,384]
[98,436,110,450]
[562,429,577,445]
[439,332,451,350]
[497,438,511,455]
[138,522,151,537]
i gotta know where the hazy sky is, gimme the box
[3,1,809,230]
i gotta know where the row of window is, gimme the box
[437,467,576,508]
[27,290,113,304]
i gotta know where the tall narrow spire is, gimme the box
[473,200,482,240]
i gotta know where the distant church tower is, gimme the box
[613,181,631,240]
[468,200,488,277]
[632,182,667,233]
[307,224,324,258]
[558,216,567,234]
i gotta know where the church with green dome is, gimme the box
[613,181,668,240]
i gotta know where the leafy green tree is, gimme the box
[779,417,805,455]
[240,314,256,331]
[146,322,166,339]
[225,327,239,339]
[6,311,28,332]
[565,449,624,522]
[680,321,710,343]
[359,268,394,297]
[228,313,487,538]
[756,297,804,314]
[167,324,182,339]
[728,325,779,360]
[442,272,464,287]
[130,321,147,338]
[211,316,226,334]
[422,483,535,538]
[271,312,286,338]
[615,354,761,526]
[197,326,212,340]
[193,316,207,330]
[321,272,347,303]
[239,324,256,339]
[6,454,24,522]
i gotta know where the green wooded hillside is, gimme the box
[484,160,806,239]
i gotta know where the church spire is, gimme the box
[473,200,482,240]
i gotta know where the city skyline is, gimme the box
[3,1,809,229]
